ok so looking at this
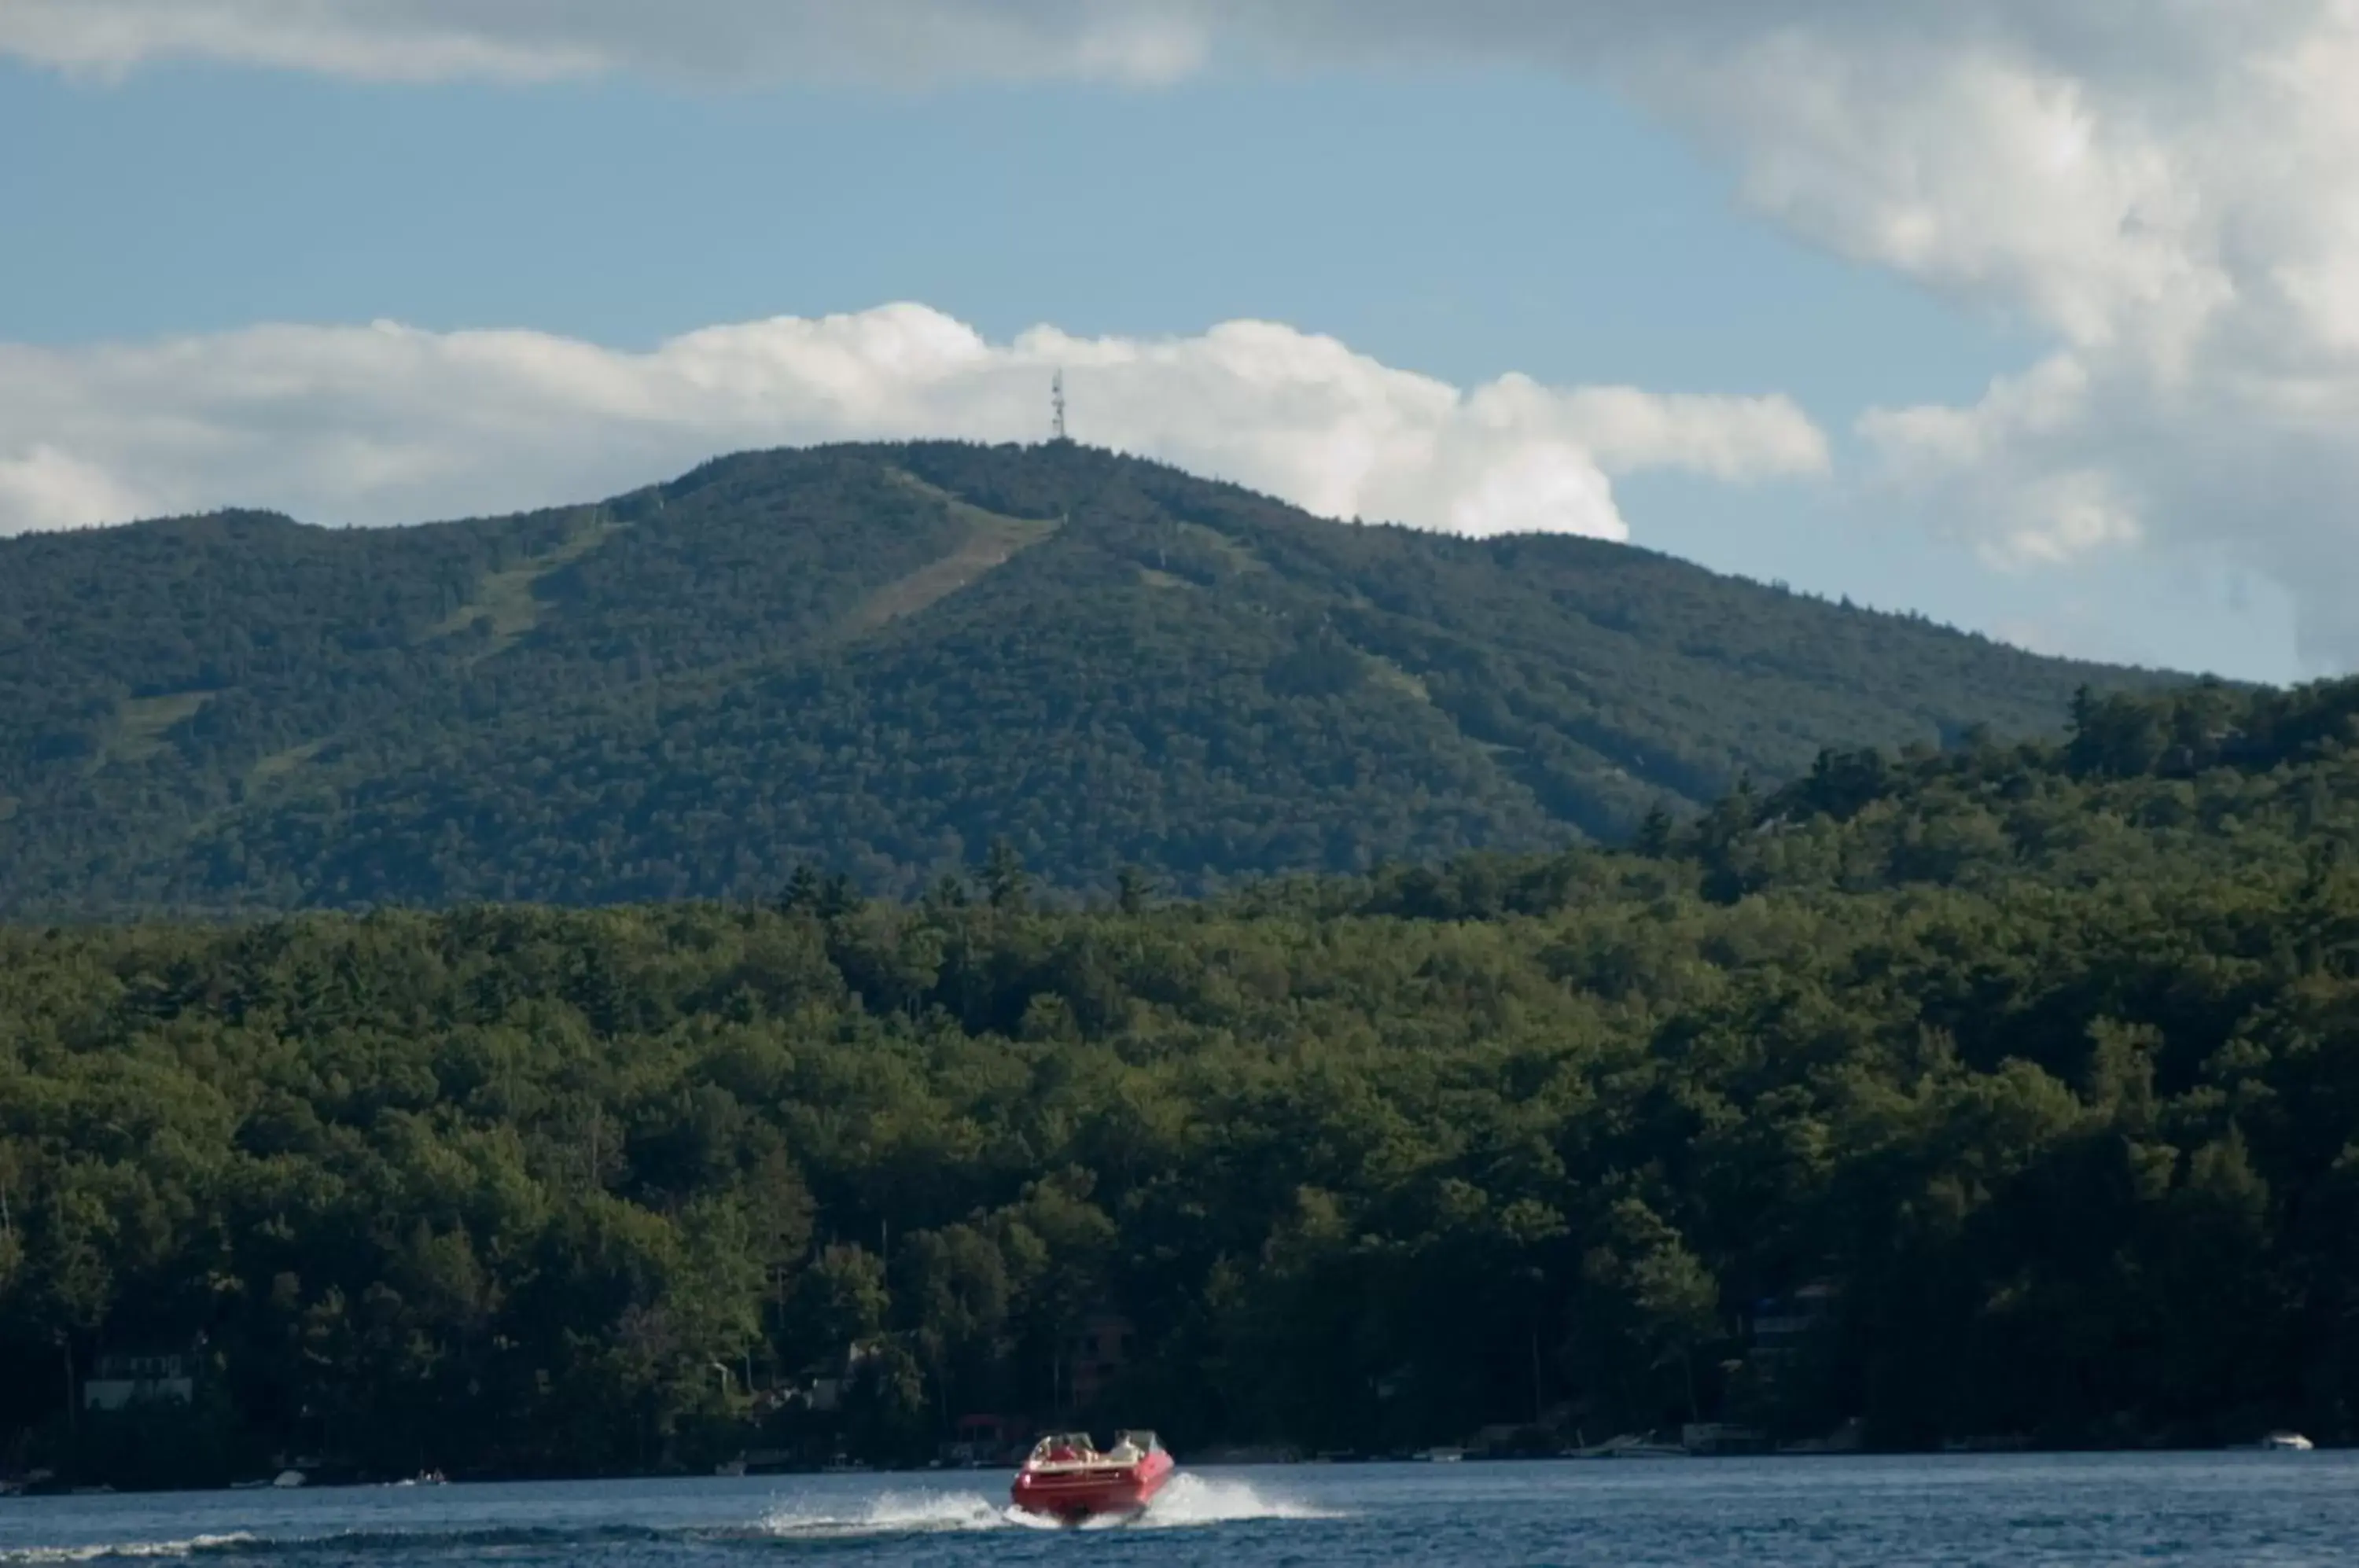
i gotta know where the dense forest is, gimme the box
[0,441,2169,918]
[6,675,2357,1487]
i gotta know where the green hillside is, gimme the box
[3,678,2357,1485]
[0,440,2170,917]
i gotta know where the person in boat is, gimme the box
[1043,1434,1100,1464]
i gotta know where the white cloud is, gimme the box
[0,446,159,534]
[0,0,1216,84]
[1284,1,2359,672]
[0,306,1827,542]
[15,2,2359,664]
[1609,4,2359,665]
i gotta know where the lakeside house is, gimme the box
[945,1413,1025,1466]
[1747,1283,1838,1357]
[82,1350,197,1413]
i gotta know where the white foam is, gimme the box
[0,1537,259,1564]
[1132,1472,1341,1528]
[753,1471,1338,1537]
[758,1489,1018,1538]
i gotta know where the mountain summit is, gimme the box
[0,442,2166,915]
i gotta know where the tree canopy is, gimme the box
[0,442,2171,918]
[4,676,2357,1485]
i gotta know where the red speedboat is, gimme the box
[1010,1430,1174,1524]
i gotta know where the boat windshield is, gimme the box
[1027,1433,1102,1465]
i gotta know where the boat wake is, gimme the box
[759,1490,1022,1538]
[1130,1472,1342,1528]
[0,1537,262,1564]
[0,1528,681,1563]
[0,1476,1336,1564]
[758,1472,1338,1538]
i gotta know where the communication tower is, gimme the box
[1051,370,1069,443]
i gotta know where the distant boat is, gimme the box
[714,1459,747,1477]
[1569,1434,1688,1459]
[2253,1432,2315,1451]
[1415,1447,1465,1463]
[271,1469,307,1489]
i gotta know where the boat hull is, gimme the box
[1010,1449,1174,1524]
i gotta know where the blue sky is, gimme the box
[0,6,2335,682]
[2,62,2013,397]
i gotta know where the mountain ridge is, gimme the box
[0,440,2180,917]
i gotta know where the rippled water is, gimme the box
[2,1453,2353,1566]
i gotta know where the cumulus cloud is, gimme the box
[1284,2,2359,671]
[16,2,2359,662]
[0,306,1826,540]
[1599,2,2359,665]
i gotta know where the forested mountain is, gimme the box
[4,678,2357,1486]
[0,441,2169,918]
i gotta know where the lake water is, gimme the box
[2,1454,2354,1566]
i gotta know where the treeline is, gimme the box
[5,677,2359,1485]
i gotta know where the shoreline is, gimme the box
[4,1443,2342,1503]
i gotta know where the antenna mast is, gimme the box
[1051,370,1068,443]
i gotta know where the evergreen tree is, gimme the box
[981,838,1030,911]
